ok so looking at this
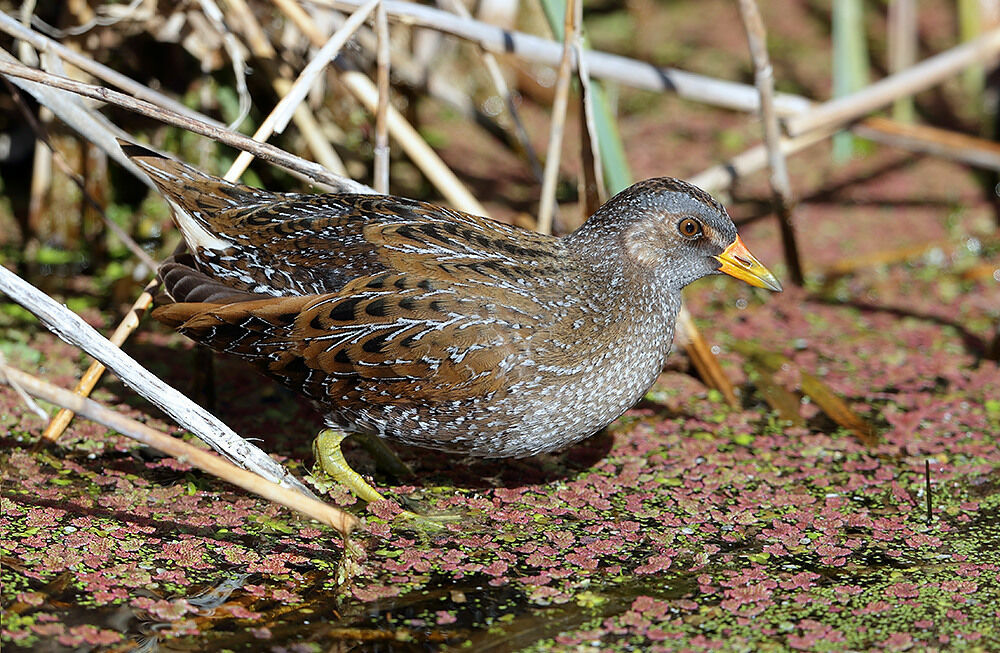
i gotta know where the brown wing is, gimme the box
[151,268,548,406]
[127,142,558,299]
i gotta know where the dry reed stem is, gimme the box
[785,27,1000,136]
[315,0,813,115]
[340,70,489,215]
[853,116,1000,171]
[887,0,917,122]
[536,0,579,236]
[28,123,51,235]
[0,265,317,498]
[271,0,488,216]
[737,0,804,286]
[273,78,350,177]
[0,57,372,193]
[229,0,381,182]
[42,280,158,442]
[675,306,739,409]
[222,0,348,176]
[373,0,390,194]
[575,37,606,215]
[222,0,277,58]
[197,0,251,129]
[1,363,359,535]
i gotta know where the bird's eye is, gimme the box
[678,218,702,238]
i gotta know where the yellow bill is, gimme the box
[715,236,783,292]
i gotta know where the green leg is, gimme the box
[313,429,456,530]
[354,431,413,480]
[314,429,390,505]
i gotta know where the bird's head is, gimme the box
[577,178,782,293]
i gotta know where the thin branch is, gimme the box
[737,0,804,286]
[537,0,579,236]
[313,0,813,115]
[852,116,1000,171]
[1,363,358,535]
[786,27,1000,136]
[42,279,157,442]
[271,0,489,215]
[0,56,374,194]
[227,0,381,183]
[373,0,390,194]
[197,0,252,130]
[575,35,606,215]
[0,265,317,498]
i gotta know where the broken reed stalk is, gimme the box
[373,0,390,194]
[42,279,158,442]
[269,0,488,216]
[0,265,317,497]
[229,0,382,183]
[785,27,1000,136]
[536,0,579,236]
[853,116,1000,171]
[737,0,804,286]
[315,0,814,116]
[925,459,933,523]
[1,364,358,535]
[675,306,739,409]
[0,58,372,193]
[0,353,48,420]
[576,36,606,215]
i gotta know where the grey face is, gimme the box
[615,181,739,290]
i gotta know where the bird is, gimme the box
[123,141,781,512]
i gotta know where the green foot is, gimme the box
[313,429,459,530]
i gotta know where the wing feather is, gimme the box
[151,271,546,406]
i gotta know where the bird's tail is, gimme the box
[118,139,275,253]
